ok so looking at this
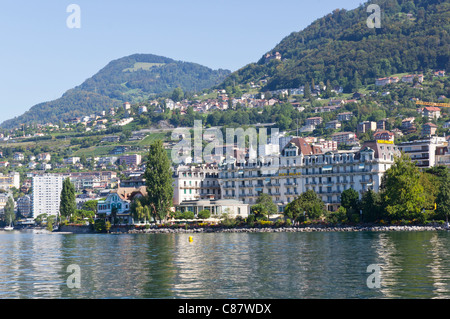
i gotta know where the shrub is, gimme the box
[181,211,195,220]
[257,220,273,227]
[198,209,211,219]
[221,216,238,228]
[350,214,360,223]
[173,211,183,219]
[326,207,348,224]
[94,219,107,233]
[275,219,285,227]
[247,214,255,227]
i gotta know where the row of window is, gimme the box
[182,180,218,187]
[183,189,220,195]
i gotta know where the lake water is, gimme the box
[0,230,449,299]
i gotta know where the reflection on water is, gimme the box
[375,232,450,299]
[0,230,449,298]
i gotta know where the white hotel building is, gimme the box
[31,174,64,218]
[173,164,221,205]
[218,138,399,212]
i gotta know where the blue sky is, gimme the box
[0,0,364,123]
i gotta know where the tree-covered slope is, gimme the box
[221,0,449,92]
[1,54,230,128]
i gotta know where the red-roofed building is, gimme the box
[422,106,441,119]
[283,137,323,156]
[373,130,395,142]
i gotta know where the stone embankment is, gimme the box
[125,225,449,234]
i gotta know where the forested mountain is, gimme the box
[220,0,449,92]
[1,54,230,128]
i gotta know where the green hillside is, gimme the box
[220,0,449,92]
[1,54,230,129]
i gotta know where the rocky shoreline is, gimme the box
[124,224,450,234]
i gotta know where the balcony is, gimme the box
[267,181,281,187]
[285,192,299,196]
[285,182,297,187]
[411,155,429,160]
[180,185,200,189]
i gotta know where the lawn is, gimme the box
[136,132,170,146]
[122,62,165,72]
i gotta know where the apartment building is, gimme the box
[218,138,399,212]
[337,112,354,122]
[331,132,358,145]
[119,154,142,167]
[398,136,446,168]
[305,117,323,126]
[325,120,341,130]
[373,130,395,142]
[422,107,441,120]
[17,195,32,217]
[0,172,20,190]
[421,123,438,137]
[31,174,64,218]
[357,121,377,133]
[173,164,221,205]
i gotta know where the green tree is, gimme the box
[360,189,383,222]
[94,219,107,233]
[60,178,76,221]
[381,154,425,220]
[198,209,211,219]
[82,200,98,214]
[284,189,325,222]
[35,213,48,226]
[144,140,174,223]
[303,82,311,100]
[4,196,15,226]
[253,193,277,217]
[131,198,151,224]
[46,215,55,232]
[250,203,269,221]
[340,188,360,212]
[111,206,118,226]
[171,87,184,102]
[436,171,450,225]
[131,199,144,223]
[326,206,348,224]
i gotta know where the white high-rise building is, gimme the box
[31,174,64,219]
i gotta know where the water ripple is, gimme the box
[0,231,449,298]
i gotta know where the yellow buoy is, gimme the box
[189,236,193,242]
